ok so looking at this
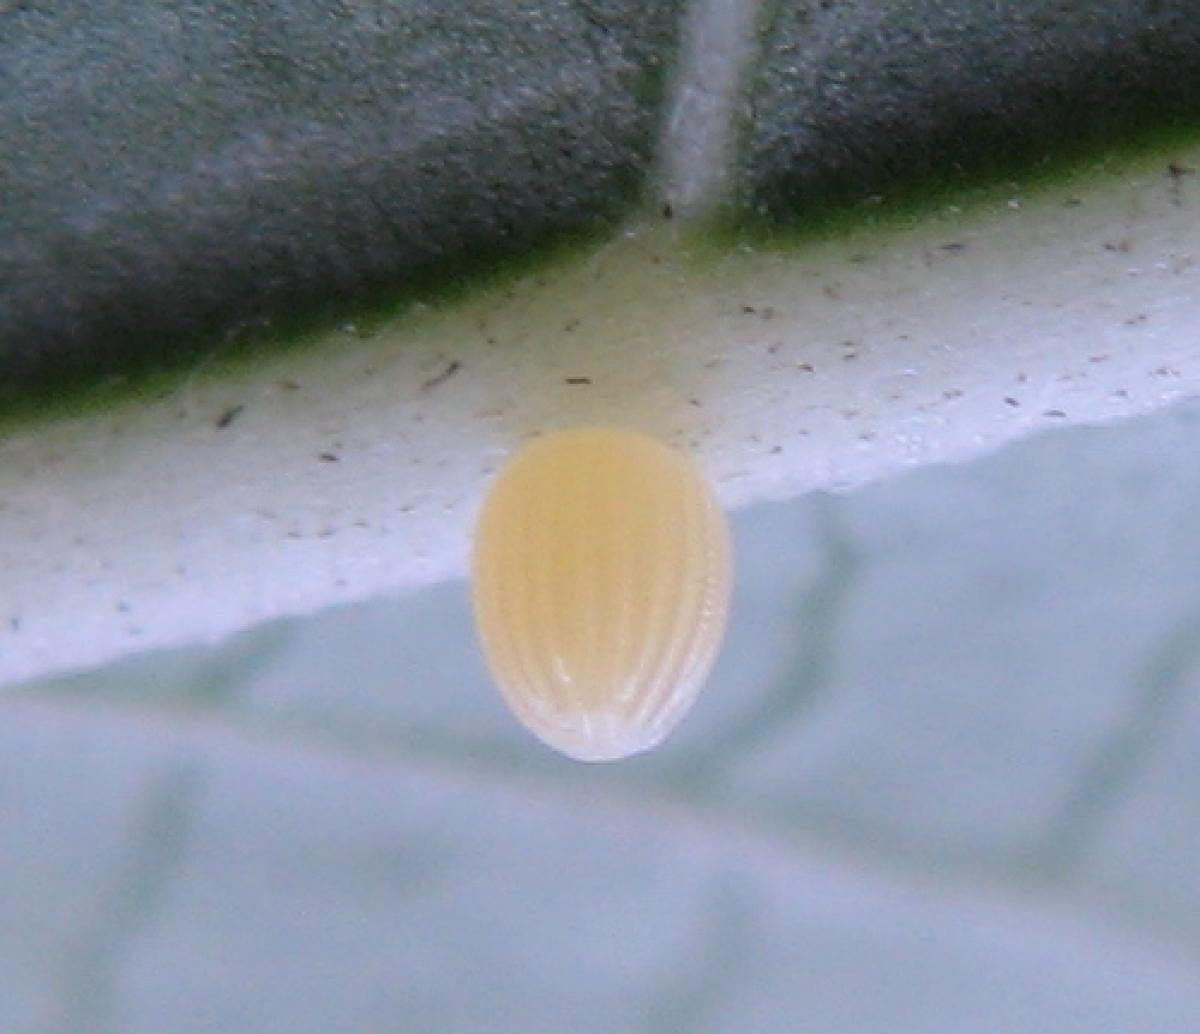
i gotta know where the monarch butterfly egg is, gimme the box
[472,428,732,762]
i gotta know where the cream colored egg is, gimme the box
[472,428,732,762]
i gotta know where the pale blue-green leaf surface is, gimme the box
[4,399,1200,1032]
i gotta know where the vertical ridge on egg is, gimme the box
[472,428,732,762]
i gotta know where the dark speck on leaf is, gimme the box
[422,360,461,392]
[215,404,244,429]
[1168,162,1195,205]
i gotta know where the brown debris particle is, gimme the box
[422,360,461,392]
[215,404,244,429]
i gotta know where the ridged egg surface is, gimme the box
[472,428,732,762]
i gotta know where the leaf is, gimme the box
[5,400,1200,1032]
